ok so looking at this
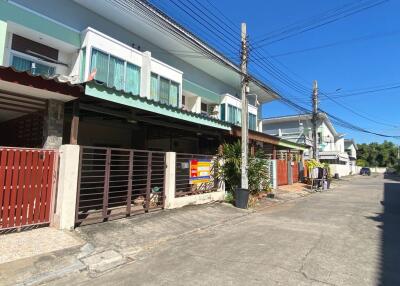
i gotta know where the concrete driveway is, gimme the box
[44,174,399,286]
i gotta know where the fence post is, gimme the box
[288,159,293,185]
[53,145,80,230]
[164,152,176,209]
[271,160,277,190]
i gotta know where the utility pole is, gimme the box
[240,22,249,189]
[312,80,319,161]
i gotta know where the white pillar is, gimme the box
[271,160,278,190]
[140,51,152,99]
[0,20,7,66]
[54,145,80,230]
[257,104,263,132]
[164,152,176,209]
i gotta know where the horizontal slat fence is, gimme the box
[0,147,56,230]
[76,147,165,226]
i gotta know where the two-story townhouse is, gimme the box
[262,113,358,177]
[0,0,286,154]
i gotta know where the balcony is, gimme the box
[80,28,183,108]
[220,94,258,131]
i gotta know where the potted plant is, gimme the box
[216,141,270,209]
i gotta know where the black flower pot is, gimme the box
[235,188,250,209]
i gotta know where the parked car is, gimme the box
[360,167,371,176]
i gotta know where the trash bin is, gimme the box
[235,188,250,209]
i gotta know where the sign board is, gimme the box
[189,159,212,184]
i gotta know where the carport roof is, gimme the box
[0,66,83,98]
[84,80,232,131]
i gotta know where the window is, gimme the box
[227,104,241,125]
[201,102,208,115]
[249,113,257,131]
[220,104,226,121]
[317,132,322,144]
[149,72,180,107]
[159,77,170,105]
[90,48,141,95]
[150,73,159,100]
[125,63,140,95]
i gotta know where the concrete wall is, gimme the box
[54,144,80,230]
[330,164,352,178]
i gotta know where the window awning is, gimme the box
[84,81,231,131]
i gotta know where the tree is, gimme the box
[357,141,399,167]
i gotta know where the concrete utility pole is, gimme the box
[312,80,319,161]
[240,22,249,189]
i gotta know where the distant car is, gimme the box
[360,167,371,176]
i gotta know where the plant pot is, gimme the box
[235,188,250,209]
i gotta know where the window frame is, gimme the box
[90,47,141,94]
[150,72,180,108]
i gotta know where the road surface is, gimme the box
[52,174,400,285]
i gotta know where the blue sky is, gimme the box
[151,0,400,144]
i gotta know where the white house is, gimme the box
[262,113,357,177]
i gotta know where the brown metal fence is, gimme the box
[76,146,166,226]
[175,153,218,197]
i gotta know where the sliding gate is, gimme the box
[0,147,57,230]
[76,147,166,226]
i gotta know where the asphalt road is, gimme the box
[52,174,400,286]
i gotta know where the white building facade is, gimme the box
[262,113,357,177]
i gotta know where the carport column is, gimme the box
[0,20,7,65]
[140,51,152,99]
[43,99,64,149]
[164,152,176,209]
[53,145,80,230]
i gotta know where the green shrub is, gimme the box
[216,141,270,196]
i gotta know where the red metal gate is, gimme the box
[277,160,288,186]
[0,147,56,230]
[76,147,166,226]
[292,163,299,183]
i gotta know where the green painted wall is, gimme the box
[85,83,231,131]
[0,0,80,47]
[183,79,221,104]
[0,19,6,65]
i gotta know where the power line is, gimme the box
[257,29,400,58]
[133,0,400,139]
[251,0,388,48]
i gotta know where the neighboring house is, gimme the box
[0,0,283,153]
[344,139,358,174]
[262,113,356,177]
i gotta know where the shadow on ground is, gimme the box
[368,174,400,285]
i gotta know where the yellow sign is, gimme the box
[189,159,211,184]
